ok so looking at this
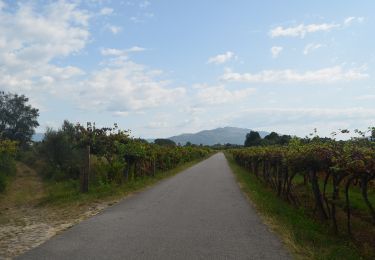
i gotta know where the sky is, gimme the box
[1,0,374,139]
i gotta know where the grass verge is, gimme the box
[224,152,366,260]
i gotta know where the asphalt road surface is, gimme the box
[19,153,291,260]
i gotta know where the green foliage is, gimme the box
[230,136,375,244]
[244,131,261,146]
[244,131,292,147]
[154,138,176,146]
[0,139,17,192]
[37,120,211,186]
[225,153,363,259]
[0,92,39,147]
[40,124,83,180]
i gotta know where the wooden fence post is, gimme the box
[81,145,90,193]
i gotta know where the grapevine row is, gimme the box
[230,140,375,235]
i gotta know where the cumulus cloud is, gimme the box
[0,0,89,93]
[270,23,340,38]
[196,85,255,105]
[0,1,184,115]
[0,1,89,63]
[75,60,186,112]
[221,66,368,83]
[207,51,236,65]
[303,43,323,55]
[270,46,283,58]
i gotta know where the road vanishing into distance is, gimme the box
[19,153,291,260]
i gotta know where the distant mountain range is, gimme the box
[33,126,269,146]
[168,127,269,146]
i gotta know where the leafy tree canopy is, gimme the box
[0,92,39,146]
[244,131,261,147]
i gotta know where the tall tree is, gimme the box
[0,92,39,146]
[264,132,280,145]
[244,131,261,147]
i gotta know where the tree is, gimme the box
[371,127,375,141]
[154,138,176,146]
[279,134,292,145]
[0,92,39,146]
[264,132,280,145]
[244,131,261,147]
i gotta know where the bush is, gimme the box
[91,157,125,185]
[39,126,83,180]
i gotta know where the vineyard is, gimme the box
[230,137,375,250]
[33,121,212,193]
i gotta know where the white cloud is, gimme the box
[100,46,146,56]
[196,85,255,105]
[0,1,89,63]
[270,17,365,38]
[270,23,340,38]
[99,7,113,15]
[101,48,125,56]
[0,0,89,93]
[127,46,146,52]
[0,2,182,115]
[221,66,368,83]
[303,43,323,55]
[270,46,283,58]
[113,111,129,117]
[107,25,122,34]
[355,94,375,100]
[344,16,364,26]
[207,51,236,65]
[75,60,186,112]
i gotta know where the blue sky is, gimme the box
[1,0,374,138]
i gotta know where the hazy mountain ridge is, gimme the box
[168,127,269,146]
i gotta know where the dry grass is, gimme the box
[0,163,119,259]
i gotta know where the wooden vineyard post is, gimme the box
[153,158,156,177]
[81,145,90,193]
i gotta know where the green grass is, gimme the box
[40,155,211,206]
[224,152,365,260]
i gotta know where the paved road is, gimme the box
[19,153,291,260]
